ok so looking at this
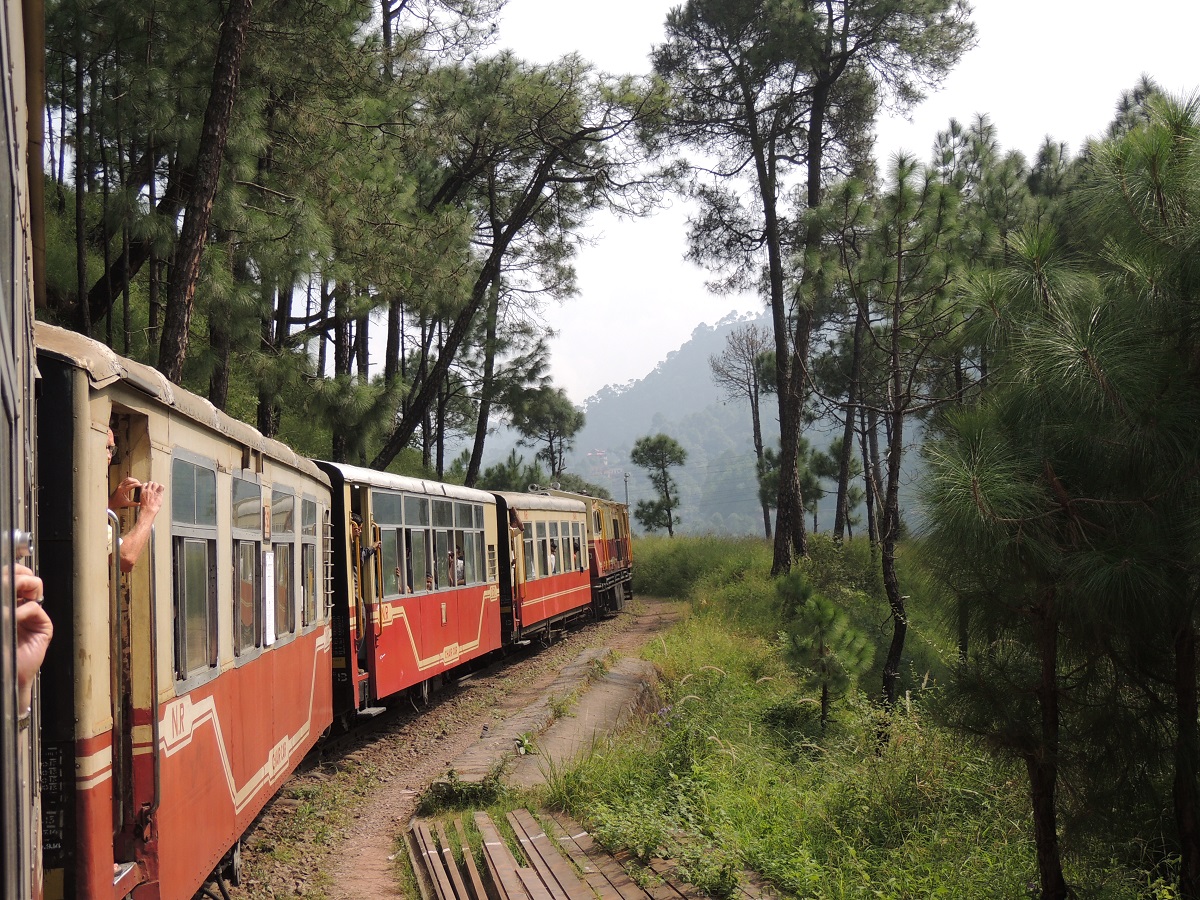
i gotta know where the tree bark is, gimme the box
[834,304,866,541]
[157,0,254,383]
[747,364,771,540]
[74,44,89,335]
[331,283,351,462]
[859,406,879,548]
[208,312,230,410]
[384,297,402,386]
[867,405,885,528]
[466,282,501,487]
[1175,623,1200,899]
[1026,596,1069,900]
[881,249,907,707]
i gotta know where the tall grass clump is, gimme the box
[632,534,768,600]
[546,534,1171,898]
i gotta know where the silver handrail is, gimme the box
[107,509,124,836]
[148,525,160,815]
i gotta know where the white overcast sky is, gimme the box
[493,0,1200,405]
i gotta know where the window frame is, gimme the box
[231,472,264,660]
[301,494,323,627]
[170,452,220,688]
[271,486,297,642]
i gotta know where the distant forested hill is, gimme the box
[480,308,878,536]
[566,310,775,535]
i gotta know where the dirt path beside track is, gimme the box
[230,596,684,900]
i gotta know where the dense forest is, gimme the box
[38,0,1200,895]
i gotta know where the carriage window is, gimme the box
[572,522,585,570]
[231,478,259,530]
[172,458,217,527]
[233,540,259,655]
[171,457,218,681]
[405,496,429,526]
[179,538,214,676]
[301,498,320,624]
[272,490,295,637]
[434,529,451,589]
[232,476,263,654]
[462,532,479,584]
[431,501,485,587]
[406,528,429,592]
[523,523,534,580]
[373,491,402,524]
[381,528,402,597]
[536,521,549,578]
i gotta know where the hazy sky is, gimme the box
[493,0,1200,405]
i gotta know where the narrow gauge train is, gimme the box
[31,325,633,899]
[35,323,335,900]
[544,488,633,614]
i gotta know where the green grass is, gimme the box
[540,533,1178,898]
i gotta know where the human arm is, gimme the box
[118,481,164,574]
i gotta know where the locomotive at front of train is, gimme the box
[316,462,502,719]
[35,324,333,900]
[546,489,634,616]
[491,492,593,642]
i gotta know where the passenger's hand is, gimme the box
[13,563,42,605]
[138,481,165,517]
[14,565,52,711]
[108,477,143,509]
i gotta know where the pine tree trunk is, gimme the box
[158,0,254,382]
[881,270,907,708]
[859,407,879,548]
[331,284,350,463]
[121,226,131,354]
[466,282,500,487]
[208,313,230,410]
[356,313,370,380]
[384,298,401,386]
[834,306,866,541]
[867,406,885,528]
[74,46,88,335]
[317,280,331,377]
[1027,596,1068,900]
[747,90,801,575]
[747,369,771,540]
[256,280,287,438]
[1174,623,1200,899]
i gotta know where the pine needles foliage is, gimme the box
[545,535,1169,898]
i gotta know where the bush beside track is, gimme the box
[539,534,1181,899]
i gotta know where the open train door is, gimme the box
[106,412,159,896]
[494,496,523,644]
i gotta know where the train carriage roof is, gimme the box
[492,491,587,515]
[35,322,328,484]
[318,461,496,505]
[545,487,625,512]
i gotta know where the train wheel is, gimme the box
[222,840,243,887]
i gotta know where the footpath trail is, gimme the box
[230,596,685,900]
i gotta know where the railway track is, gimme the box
[229,602,675,900]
